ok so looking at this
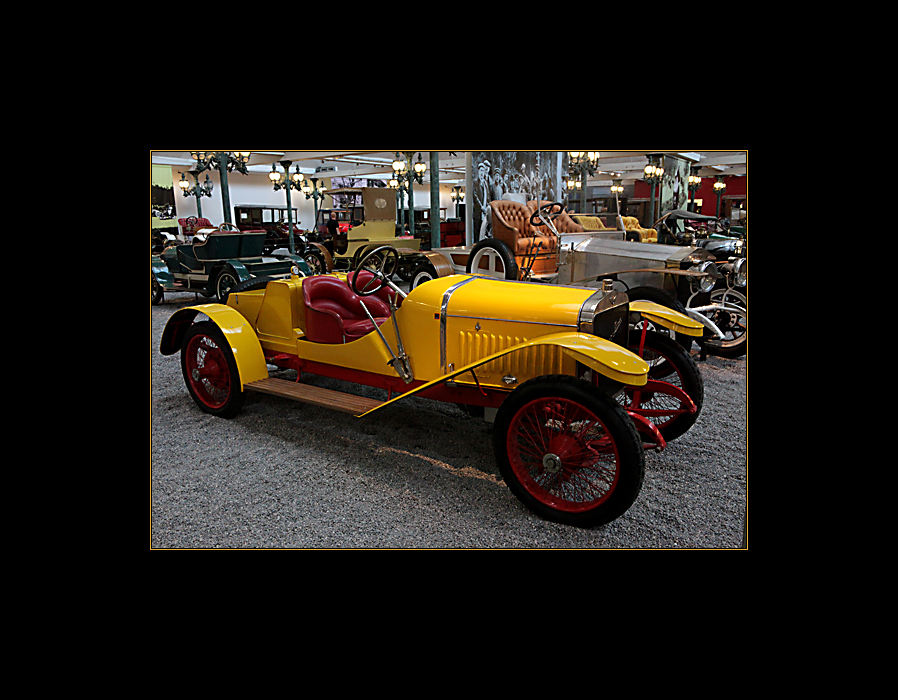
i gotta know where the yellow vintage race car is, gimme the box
[160,245,705,527]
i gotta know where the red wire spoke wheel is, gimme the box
[494,376,644,527]
[180,322,245,418]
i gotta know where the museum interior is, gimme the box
[151,151,746,245]
[150,151,747,549]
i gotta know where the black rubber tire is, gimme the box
[465,238,519,280]
[214,266,241,303]
[303,250,327,275]
[410,261,438,289]
[180,321,245,418]
[229,275,275,295]
[493,375,645,528]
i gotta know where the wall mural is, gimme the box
[470,152,564,242]
[151,164,179,239]
[330,177,387,209]
[660,155,690,213]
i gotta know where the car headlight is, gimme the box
[734,258,746,286]
[690,261,718,293]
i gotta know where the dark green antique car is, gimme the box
[151,225,311,304]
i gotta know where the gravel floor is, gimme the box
[151,289,747,549]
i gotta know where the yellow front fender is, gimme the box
[358,332,648,417]
[629,300,705,337]
[159,303,269,388]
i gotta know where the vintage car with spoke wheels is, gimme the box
[160,245,706,527]
[151,224,311,304]
[409,200,746,357]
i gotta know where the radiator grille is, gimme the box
[458,331,564,377]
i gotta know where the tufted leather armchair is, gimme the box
[490,200,581,256]
[621,216,657,243]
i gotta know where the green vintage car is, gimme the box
[151,224,311,304]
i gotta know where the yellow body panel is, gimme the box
[629,300,705,337]
[218,273,661,400]
[341,221,422,259]
[445,276,593,326]
[357,332,648,417]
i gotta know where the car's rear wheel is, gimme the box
[494,375,645,527]
[215,267,240,302]
[181,322,245,418]
[152,273,164,305]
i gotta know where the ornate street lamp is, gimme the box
[178,169,213,219]
[688,167,701,212]
[643,155,664,226]
[269,161,306,253]
[567,151,599,212]
[187,151,251,224]
[450,185,465,219]
[302,176,328,236]
[713,176,727,218]
[390,152,426,235]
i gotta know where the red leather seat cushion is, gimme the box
[302,275,392,344]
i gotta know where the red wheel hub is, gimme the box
[506,397,620,513]
[185,334,232,409]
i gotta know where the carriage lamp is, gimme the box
[734,258,747,287]
[689,261,718,293]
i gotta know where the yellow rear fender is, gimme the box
[159,303,269,388]
[358,332,648,417]
[629,300,704,337]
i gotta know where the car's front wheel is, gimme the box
[180,322,245,418]
[493,375,645,527]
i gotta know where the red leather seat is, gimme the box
[302,272,397,344]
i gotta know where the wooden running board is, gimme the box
[244,378,383,417]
